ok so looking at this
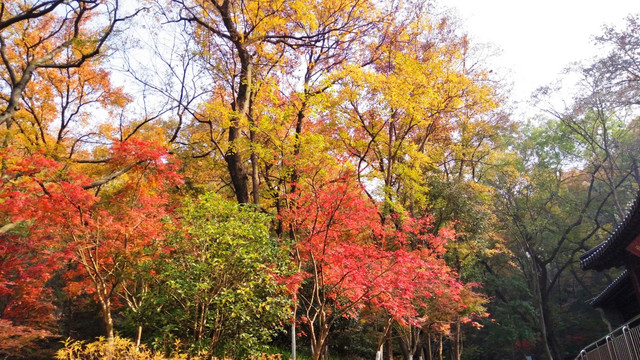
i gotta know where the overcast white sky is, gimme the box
[442,0,640,116]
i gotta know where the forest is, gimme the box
[1,1,639,359]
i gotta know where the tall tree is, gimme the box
[172,0,291,203]
[490,118,636,359]
[324,8,500,358]
[0,0,135,132]
[169,0,384,204]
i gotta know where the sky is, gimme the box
[442,0,640,117]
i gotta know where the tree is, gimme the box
[280,171,474,360]
[166,0,386,205]
[171,0,293,203]
[0,149,65,331]
[322,8,500,358]
[506,17,640,358]
[0,139,181,342]
[16,54,131,154]
[0,1,515,357]
[586,14,640,108]
[488,118,635,360]
[329,5,497,215]
[0,319,52,359]
[0,0,137,131]
[142,191,292,358]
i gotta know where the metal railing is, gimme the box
[575,315,640,360]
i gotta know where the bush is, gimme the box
[55,336,194,360]
[56,336,287,360]
[0,319,55,359]
[141,192,293,358]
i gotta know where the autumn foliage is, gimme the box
[0,140,181,349]
[0,0,501,359]
[279,174,483,359]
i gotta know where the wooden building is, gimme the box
[576,197,640,359]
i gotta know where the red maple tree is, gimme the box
[280,173,469,360]
[0,140,181,343]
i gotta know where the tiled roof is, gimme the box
[580,194,640,271]
[590,270,630,307]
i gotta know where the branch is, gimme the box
[0,1,144,128]
[0,1,64,31]
[542,164,600,265]
[82,161,143,189]
[0,222,18,235]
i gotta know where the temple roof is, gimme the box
[580,193,640,271]
[590,270,630,307]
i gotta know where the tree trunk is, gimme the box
[399,336,410,360]
[385,335,393,360]
[311,328,329,360]
[291,319,297,360]
[533,258,562,360]
[103,301,114,341]
[423,342,431,360]
[226,130,250,204]
[376,317,393,360]
[541,288,562,359]
[136,325,142,350]
[99,295,115,360]
[289,101,307,196]
[218,1,253,204]
[250,130,260,205]
[96,286,115,342]
[449,320,461,360]
[248,92,260,205]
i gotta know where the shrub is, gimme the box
[55,336,194,360]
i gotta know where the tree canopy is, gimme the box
[0,2,638,360]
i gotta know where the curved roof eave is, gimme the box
[580,193,640,271]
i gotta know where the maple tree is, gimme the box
[0,149,72,332]
[313,7,502,357]
[0,139,181,343]
[0,3,185,349]
[0,319,52,358]
[16,57,130,153]
[279,169,479,360]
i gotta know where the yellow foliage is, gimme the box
[56,337,288,360]
[56,337,197,360]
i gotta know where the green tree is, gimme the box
[488,117,636,359]
[141,192,292,358]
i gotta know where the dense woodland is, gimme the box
[1,1,639,359]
